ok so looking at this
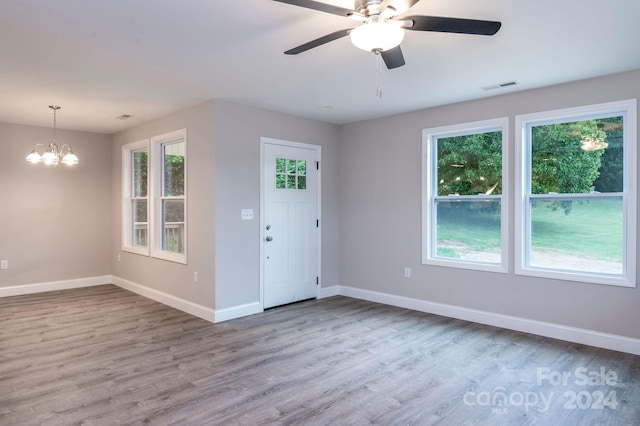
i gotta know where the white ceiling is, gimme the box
[1,0,639,134]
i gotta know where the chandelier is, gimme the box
[26,105,79,166]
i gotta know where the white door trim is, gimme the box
[260,137,322,309]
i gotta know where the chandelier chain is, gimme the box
[50,105,61,143]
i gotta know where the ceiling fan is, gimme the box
[274,0,502,69]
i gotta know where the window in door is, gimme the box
[276,158,307,190]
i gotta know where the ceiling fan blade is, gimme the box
[379,0,421,16]
[273,0,355,17]
[285,29,353,55]
[405,15,501,35]
[381,45,405,69]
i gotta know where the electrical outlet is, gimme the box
[1,260,8,270]
[404,267,411,278]
[193,271,199,283]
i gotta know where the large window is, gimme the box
[122,129,187,264]
[423,118,508,272]
[515,100,636,287]
[122,140,149,256]
[151,129,187,263]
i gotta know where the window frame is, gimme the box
[122,139,150,256]
[150,129,188,264]
[514,99,637,287]
[422,117,509,273]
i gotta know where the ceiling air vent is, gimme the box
[481,81,518,91]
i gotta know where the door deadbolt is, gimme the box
[265,236,273,242]
[266,224,271,230]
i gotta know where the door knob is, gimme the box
[265,236,273,242]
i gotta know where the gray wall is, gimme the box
[111,101,216,308]
[0,123,111,287]
[338,69,640,339]
[110,99,340,313]
[213,100,340,310]
[3,70,639,342]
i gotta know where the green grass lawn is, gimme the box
[436,201,501,259]
[436,198,623,260]
[530,199,622,260]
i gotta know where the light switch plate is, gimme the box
[241,209,254,220]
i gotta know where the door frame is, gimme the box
[260,137,322,310]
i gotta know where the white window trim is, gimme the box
[514,99,637,287]
[422,117,509,273]
[122,139,150,256]
[150,129,188,264]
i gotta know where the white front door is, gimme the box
[262,139,320,309]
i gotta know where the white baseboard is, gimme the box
[5,276,638,355]
[318,285,339,298]
[214,302,263,323]
[337,285,640,356]
[214,283,340,322]
[0,275,111,297]
[111,276,215,323]
[112,276,263,323]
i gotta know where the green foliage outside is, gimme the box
[436,116,623,214]
[133,146,184,198]
[163,149,185,253]
[531,121,604,195]
[133,150,148,197]
[437,131,502,196]
[276,158,307,190]
[435,116,624,267]
[132,148,185,223]
[131,147,186,253]
[164,152,185,197]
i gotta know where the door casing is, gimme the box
[260,137,322,309]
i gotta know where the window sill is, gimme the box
[151,250,187,265]
[122,246,150,257]
[423,257,508,274]
[515,266,636,288]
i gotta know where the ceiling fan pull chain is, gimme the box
[375,50,383,99]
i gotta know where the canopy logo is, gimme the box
[463,366,620,416]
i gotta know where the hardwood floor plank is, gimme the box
[1,285,639,425]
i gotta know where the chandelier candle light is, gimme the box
[26,105,79,166]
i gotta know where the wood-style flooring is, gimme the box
[1,285,639,425]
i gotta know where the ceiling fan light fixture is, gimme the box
[350,19,405,52]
